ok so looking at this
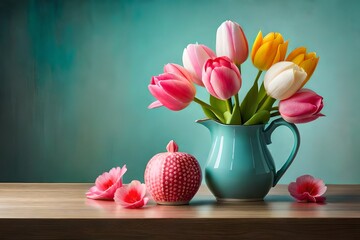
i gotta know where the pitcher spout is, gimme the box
[195,119,218,131]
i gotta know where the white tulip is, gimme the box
[264,61,307,100]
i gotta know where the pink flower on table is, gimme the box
[182,43,216,86]
[202,56,242,100]
[279,89,324,124]
[288,175,327,203]
[114,180,149,209]
[216,20,248,65]
[164,63,192,82]
[86,165,127,200]
[148,73,196,111]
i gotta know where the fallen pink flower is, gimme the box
[114,180,149,209]
[86,165,127,200]
[288,174,327,203]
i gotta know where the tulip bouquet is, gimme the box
[148,20,324,125]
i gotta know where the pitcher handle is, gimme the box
[263,118,301,187]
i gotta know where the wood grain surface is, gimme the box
[0,184,359,239]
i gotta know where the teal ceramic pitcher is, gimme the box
[197,118,300,202]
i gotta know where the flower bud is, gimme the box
[264,61,307,100]
[216,20,248,65]
[279,89,324,124]
[251,31,288,70]
[202,56,241,100]
[148,73,196,111]
[182,44,216,86]
[286,47,319,87]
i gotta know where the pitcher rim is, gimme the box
[195,118,267,128]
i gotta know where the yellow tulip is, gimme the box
[251,31,289,71]
[286,47,319,87]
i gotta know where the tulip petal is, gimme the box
[300,57,320,86]
[164,63,192,82]
[305,52,317,60]
[266,68,298,100]
[264,61,295,87]
[148,100,163,109]
[216,22,231,59]
[182,44,215,86]
[263,32,276,42]
[282,113,324,124]
[210,67,241,100]
[254,41,276,70]
[279,41,289,61]
[148,85,187,111]
[251,31,263,62]
[291,54,305,65]
[159,80,195,103]
[183,48,203,86]
[280,101,319,117]
[286,47,306,61]
[232,24,248,64]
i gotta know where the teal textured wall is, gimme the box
[0,0,359,183]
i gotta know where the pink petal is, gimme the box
[210,67,241,100]
[183,44,216,86]
[315,196,326,203]
[280,101,319,117]
[114,180,149,209]
[86,165,127,200]
[148,100,163,109]
[279,88,324,124]
[159,80,196,103]
[148,84,187,111]
[288,174,327,203]
[164,63,192,82]
[282,113,324,124]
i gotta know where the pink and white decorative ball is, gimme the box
[144,140,202,205]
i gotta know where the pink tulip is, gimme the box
[216,20,248,65]
[288,175,327,203]
[114,180,149,208]
[86,165,127,200]
[148,73,196,111]
[279,89,324,124]
[164,63,192,82]
[182,43,216,86]
[202,56,241,100]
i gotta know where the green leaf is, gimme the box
[228,104,242,125]
[201,106,219,122]
[257,82,266,105]
[224,111,232,124]
[210,95,227,113]
[258,96,276,112]
[240,80,259,123]
[244,110,270,125]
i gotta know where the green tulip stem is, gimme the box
[226,98,233,113]
[254,70,263,85]
[234,93,240,107]
[270,111,281,118]
[234,93,242,124]
[270,106,279,112]
[238,64,242,74]
[193,97,225,122]
[258,95,276,112]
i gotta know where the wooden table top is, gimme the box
[0,183,359,239]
